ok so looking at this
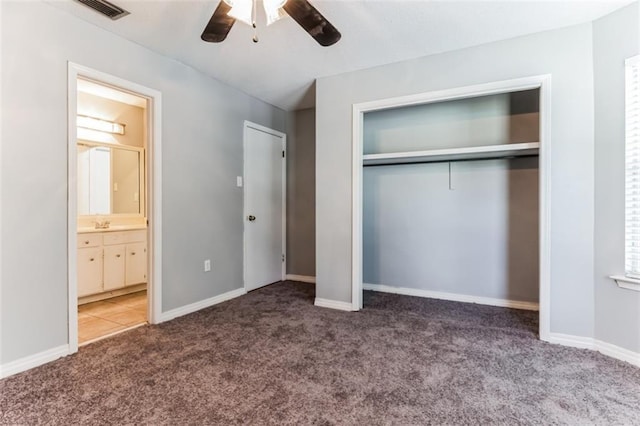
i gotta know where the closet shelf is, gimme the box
[362,142,540,166]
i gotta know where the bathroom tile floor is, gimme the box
[78,291,147,345]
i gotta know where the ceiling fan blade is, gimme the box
[201,1,236,43]
[282,0,341,47]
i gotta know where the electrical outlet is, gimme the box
[204,259,211,272]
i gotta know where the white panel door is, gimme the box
[244,123,285,292]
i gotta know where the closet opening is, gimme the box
[68,63,163,352]
[351,76,551,340]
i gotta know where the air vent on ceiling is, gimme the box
[74,0,130,20]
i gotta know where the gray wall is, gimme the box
[316,23,596,338]
[363,158,539,303]
[593,2,640,353]
[1,1,285,365]
[363,91,540,155]
[286,108,316,277]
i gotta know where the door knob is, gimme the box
[248,215,256,221]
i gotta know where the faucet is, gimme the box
[94,217,110,229]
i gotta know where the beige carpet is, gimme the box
[1,281,639,425]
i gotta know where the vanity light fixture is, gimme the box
[77,115,125,135]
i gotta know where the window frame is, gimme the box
[612,55,640,291]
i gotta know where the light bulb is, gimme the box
[264,0,287,26]
[226,0,252,26]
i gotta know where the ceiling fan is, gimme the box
[201,0,341,46]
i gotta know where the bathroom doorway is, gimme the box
[68,63,162,351]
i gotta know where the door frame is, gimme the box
[351,75,552,342]
[242,120,287,292]
[67,62,163,353]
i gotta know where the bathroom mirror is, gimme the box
[77,142,144,216]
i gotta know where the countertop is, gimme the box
[77,225,147,234]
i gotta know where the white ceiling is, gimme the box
[50,0,634,111]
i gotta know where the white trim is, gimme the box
[282,131,286,281]
[352,103,364,311]
[609,275,640,292]
[242,121,287,292]
[67,65,79,354]
[0,0,3,368]
[68,63,163,357]
[538,75,552,342]
[148,80,163,327]
[314,298,355,311]
[363,283,539,311]
[354,76,549,113]
[0,345,69,379]
[547,333,640,368]
[159,287,246,323]
[596,339,640,367]
[547,333,595,350]
[352,75,552,342]
[285,274,316,283]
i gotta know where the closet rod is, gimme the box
[362,154,539,167]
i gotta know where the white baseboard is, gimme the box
[159,287,246,323]
[595,339,640,367]
[547,333,640,367]
[0,344,69,379]
[363,283,539,311]
[285,274,316,284]
[314,298,354,311]
[546,333,595,350]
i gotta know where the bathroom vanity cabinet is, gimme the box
[77,229,147,298]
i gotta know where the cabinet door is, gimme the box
[126,242,147,286]
[78,248,103,297]
[104,245,126,291]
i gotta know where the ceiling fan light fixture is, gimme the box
[223,0,287,27]
[202,0,340,46]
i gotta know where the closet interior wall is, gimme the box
[362,89,540,305]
